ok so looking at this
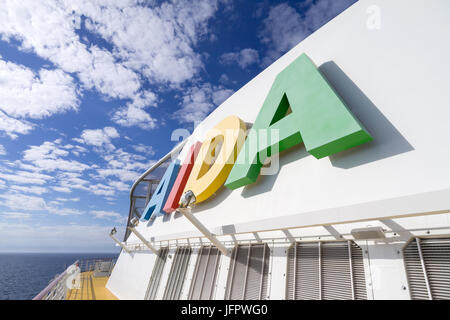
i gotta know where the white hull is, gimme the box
[107,0,450,300]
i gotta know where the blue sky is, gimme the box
[0,0,355,252]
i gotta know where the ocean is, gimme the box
[0,253,118,300]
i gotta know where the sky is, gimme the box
[0,0,356,253]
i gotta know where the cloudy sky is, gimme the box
[0,0,355,252]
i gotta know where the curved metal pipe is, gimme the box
[123,139,188,240]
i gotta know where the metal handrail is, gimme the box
[32,260,79,300]
[123,139,188,240]
[33,258,118,300]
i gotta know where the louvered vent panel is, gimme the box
[162,246,192,300]
[245,244,265,300]
[225,244,270,300]
[201,247,221,300]
[403,239,429,299]
[350,241,368,300]
[285,242,296,299]
[260,243,270,300]
[226,245,249,299]
[145,247,169,300]
[322,242,352,300]
[404,237,450,300]
[297,242,320,300]
[286,241,367,300]
[188,246,221,300]
[189,247,209,299]
[421,238,450,300]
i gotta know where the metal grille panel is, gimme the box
[225,244,270,300]
[286,241,367,300]
[322,242,353,300]
[260,243,270,300]
[163,246,192,300]
[404,237,450,300]
[145,248,169,300]
[188,246,221,300]
[350,241,367,300]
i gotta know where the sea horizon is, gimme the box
[0,252,119,300]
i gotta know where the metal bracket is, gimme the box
[128,226,158,255]
[177,208,229,256]
[109,233,131,254]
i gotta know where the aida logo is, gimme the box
[141,53,373,221]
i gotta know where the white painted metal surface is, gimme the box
[106,0,450,300]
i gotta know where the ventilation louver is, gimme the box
[286,241,367,300]
[144,247,169,300]
[403,237,450,300]
[162,246,192,300]
[188,246,221,300]
[225,243,270,300]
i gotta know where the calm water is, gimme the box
[0,253,118,300]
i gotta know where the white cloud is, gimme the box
[0,193,82,216]
[92,148,154,183]
[0,135,152,213]
[55,172,91,193]
[0,170,52,185]
[219,48,260,69]
[90,210,123,221]
[218,74,230,85]
[10,185,48,195]
[107,180,130,192]
[0,0,141,101]
[2,139,98,196]
[132,144,156,156]
[212,87,235,106]
[22,141,90,172]
[175,83,234,124]
[259,1,354,64]
[71,0,218,85]
[0,144,6,155]
[0,212,32,219]
[0,222,122,252]
[112,104,158,130]
[0,110,34,139]
[75,127,119,152]
[0,193,47,211]
[62,144,89,157]
[0,0,221,130]
[51,186,71,193]
[54,168,131,195]
[94,168,141,183]
[112,92,158,130]
[47,206,82,216]
[55,197,80,202]
[88,183,116,196]
[259,3,305,62]
[0,58,78,119]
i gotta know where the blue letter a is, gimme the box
[141,160,181,221]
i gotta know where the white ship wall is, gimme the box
[107,0,450,300]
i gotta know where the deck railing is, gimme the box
[124,140,187,241]
[33,260,79,300]
[33,258,117,300]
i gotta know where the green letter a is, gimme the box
[225,54,372,190]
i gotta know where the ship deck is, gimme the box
[66,271,118,300]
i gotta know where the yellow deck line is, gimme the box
[66,271,118,300]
